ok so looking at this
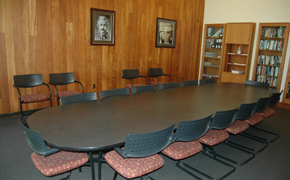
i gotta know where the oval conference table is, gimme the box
[27,82,275,180]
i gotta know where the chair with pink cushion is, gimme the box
[19,115,89,180]
[122,69,150,89]
[13,74,52,116]
[49,72,84,105]
[198,108,255,167]
[161,114,235,180]
[105,124,175,180]
[242,97,279,143]
[257,91,283,118]
[224,102,268,153]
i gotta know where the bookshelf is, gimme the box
[283,56,290,104]
[252,23,290,91]
[200,24,226,82]
[221,23,256,83]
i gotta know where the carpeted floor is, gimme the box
[1,107,290,180]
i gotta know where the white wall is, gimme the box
[202,0,290,95]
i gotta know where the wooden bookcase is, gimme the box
[283,56,290,104]
[200,24,226,82]
[221,23,256,83]
[252,23,290,91]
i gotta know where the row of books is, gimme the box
[256,75,278,87]
[256,65,280,77]
[205,39,222,49]
[259,40,284,50]
[257,55,281,65]
[207,27,224,37]
[261,27,285,38]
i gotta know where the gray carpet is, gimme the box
[1,107,290,180]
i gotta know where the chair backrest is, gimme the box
[131,85,156,94]
[100,88,130,99]
[245,80,269,88]
[121,124,175,158]
[49,72,76,85]
[255,97,270,113]
[237,102,257,120]
[18,115,29,128]
[199,78,216,85]
[14,74,44,87]
[122,69,141,79]
[269,91,283,106]
[158,82,179,90]
[148,68,164,77]
[175,114,212,142]
[180,80,198,87]
[60,92,97,105]
[211,108,238,129]
[18,115,60,156]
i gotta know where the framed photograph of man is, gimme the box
[91,8,115,45]
[155,18,177,48]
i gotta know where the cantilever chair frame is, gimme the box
[122,69,150,88]
[49,72,84,106]
[60,92,97,105]
[225,102,268,153]
[18,115,90,180]
[13,74,52,116]
[148,68,173,85]
[201,109,255,166]
[242,97,280,143]
[105,124,175,180]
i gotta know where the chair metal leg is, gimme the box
[144,175,154,180]
[226,134,268,153]
[59,171,71,180]
[89,152,96,180]
[203,143,255,166]
[113,171,118,180]
[242,126,279,143]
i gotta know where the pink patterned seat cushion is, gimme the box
[125,84,147,88]
[224,120,249,135]
[256,108,275,118]
[244,113,264,126]
[198,130,229,146]
[53,91,80,98]
[31,151,89,177]
[21,94,49,103]
[162,140,202,160]
[105,150,164,179]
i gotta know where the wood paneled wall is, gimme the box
[0,0,205,114]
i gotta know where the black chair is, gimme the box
[13,74,52,115]
[99,88,130,99]
[162,114,235,180]
[158,82,179,90]
[245,80,269,88]
[258,90,284,118]
[224,102,268,153]
[180,80,198,87]
[122,69,150,88]
[148,68,173,85]
[131,85,156,94]
[198,108,255,166]
[60,92,97,105]
[104,124,175,180]
[199,78,216,85]
[242,97,279,142]
[49,72,84,105]
[19,115,89,180]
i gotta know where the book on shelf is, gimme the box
[203,74,212,78]
[204,52,217,57]
[231,70,244,74]
[233,63,246,66]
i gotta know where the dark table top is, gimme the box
[28,83,275,152]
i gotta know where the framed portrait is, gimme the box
[91,8,115,45]
[155,18,177,48]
